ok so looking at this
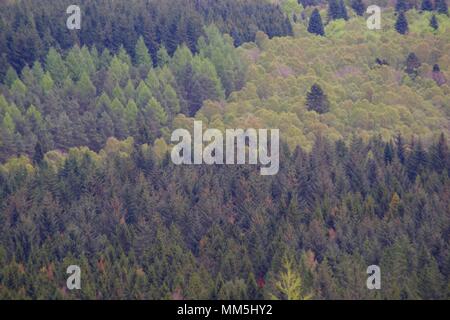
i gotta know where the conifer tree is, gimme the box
[436,0,449,14]
[157,46,171,67]
[328,0,342,20]
[421,0,434,11]
[306,84,330,114]
[268,255,312,300]
[430,133,449,173]
[135,36,152,67]
[405,52,421,78]
[395,0,409,12]
[430,15,439,30]
[308,9,325,36]
[33,141,45,165]
[395,12,409,34]
[351,0,366,16]
[339,0,349,20]
[45,48,67,85]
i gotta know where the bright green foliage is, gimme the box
[45,48,67,85]
[269,256,312,300]
[135,36,152,67]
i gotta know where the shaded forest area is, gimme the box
[0,0,293,79]
[0,0,449,300]
[0,135,448,299]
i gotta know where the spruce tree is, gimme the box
[308,9,325,36]
[395,12,409,34]
[436,0,449,15]
[421,0,434,11]
[351,0,366,16]
[33,141,45,165]
[430,15,439,30]
[328,0,341,20]
[405,52,421,78]
[135,36,152,67]
[431,133,449,173]
[306,84,330,114]
[339,0,349,20]
[395,0,409,12]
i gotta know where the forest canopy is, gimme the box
[0,0,449,300]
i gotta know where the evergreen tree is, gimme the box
[4,67,18,88]
[395,0,409,12]
[395,134,406,164]
[328,0,342,20]
[157,46,171,67]
[33,141,45,165]
[339,0,349,20]
[395,12,409,34]
[268,255,312,300]
[135,36,152,67]
[45,48,67,86]
[308,9,325,36]
[431,133,449,173]
[306,84,330,114]
[405,52,421,78]
[436,0,449,14]
[384,141,394,164]
[430,15,439,30]
[421,0,434,11]
[351,0,366,16]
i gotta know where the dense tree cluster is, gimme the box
[0,26,246,161]
[0,1,449,301]
[203,11,450,151]
[0,134,448,299]
[0,0,293,81]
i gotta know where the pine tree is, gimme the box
[384,141,394,164]
[306,84,330,114]
[339,0,349,20]
[431,133,449,173]
[268,255,312,300]
[395,134,406,164]
[421,0,434,11]
[395,12,409,34]
[157,46,170,67]
[432,63,446,85]
[40,72,54,93]
[328,0,342,20]
[75,72,96,106]
[45,48,67,85]
[405,52,421,78]
[33,141,45,165]
[395,0,409,12]
[430,15,439,30]
[436,0,449,14]
[307,9,325,36]
[135,36,152,67]
[5,67,18,88]
[351,0,366,16]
